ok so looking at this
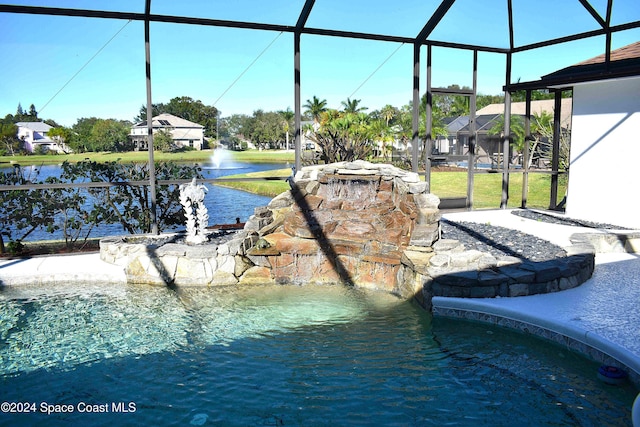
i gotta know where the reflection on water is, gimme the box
[0,283,636,426]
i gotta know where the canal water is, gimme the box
[1,159,287,242]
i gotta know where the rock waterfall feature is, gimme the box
[100,162,439,302]
[247,161,439,300]
[100,160,594,311]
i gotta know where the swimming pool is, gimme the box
[0,283,636,426]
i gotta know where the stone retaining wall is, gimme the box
[400,238,596,310]
[99,232,259,287]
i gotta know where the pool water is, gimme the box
[0,284,636,426]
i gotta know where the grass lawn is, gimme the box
[0,149,295,167]
[227,150,295,163]
[215,168,292,197]
[217,167,567,210]
[0,150,214,166]
[431,171,567,209]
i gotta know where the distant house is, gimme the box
[438,99,573,166]
[475,98,573,124]
[130,113,205,151]
[434,116,468,157]
[16,121,68,153]
[449,114,502,164]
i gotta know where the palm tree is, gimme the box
[380,104,396,126]
[341,98,368,114]
[278,108,294,149]
[531,111,570,171]
[304,96,327,125]
[488,111,570,170]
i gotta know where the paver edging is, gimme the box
[403,236,596,306]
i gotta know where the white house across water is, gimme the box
[130,113,205,151]
[16,121,68,154]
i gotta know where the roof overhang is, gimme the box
[505,57,640,92]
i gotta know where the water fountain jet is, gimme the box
[210,149,229,169]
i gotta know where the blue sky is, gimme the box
[1,0,639,127]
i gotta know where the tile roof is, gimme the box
[578,41,640,65]
[508,41,640,91]
[134,113,204,128]
[16,121,52,132]
[541,41,640,83]
[476,99,573,125]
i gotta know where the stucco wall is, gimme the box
[171,127,204,149]
[566,76,640,229]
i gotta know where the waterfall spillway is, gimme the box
[249,160,441,294]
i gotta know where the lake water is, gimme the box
[1,160,287,242]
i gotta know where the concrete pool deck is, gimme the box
[0,209,638,387]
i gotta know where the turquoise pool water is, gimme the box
[0,284,636,426]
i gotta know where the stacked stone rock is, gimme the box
[246,160,441,294]
[400,238,595,311]
[99,161,440,291]
[99,160,596,311]
[99,232,258,287]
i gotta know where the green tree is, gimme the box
[390,97,449,167]
[395,95,448,142]
[88,119,131,152]
[340,98,367,114]
[62,160,203,234]
[278,108,294,149]
[48,126,73,153]
[304,96,327,124]
[511,89,555,103]
[530,111,571,171]
[40,176,97,249]
[0,160,204,252]
[13,103,35,122]
[476,93,505,110]
[488,114,526,153]
[247,110,284,150]
[153,129,175,152]
[27,104,38,120]
[220,114,252,150]
[433,85,470,117]
[71,117,100,152]
[0,122,20,155]
[308,110,376,163]
[0,166,52,253]
[369,118,394,160]
[136,96,219,139]
[380,104,397,126]
[488,111,570,171]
